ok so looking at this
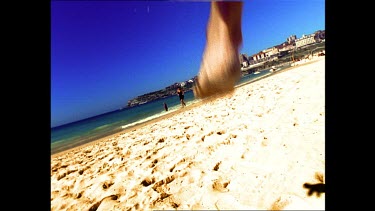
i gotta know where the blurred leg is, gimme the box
[193,1,243,99]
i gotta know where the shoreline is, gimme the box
[51,56,324,158]
[51,90,228,158]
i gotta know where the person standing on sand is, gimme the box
[177,87,186,107]
[193,1,243,99]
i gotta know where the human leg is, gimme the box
[193,1,243,99]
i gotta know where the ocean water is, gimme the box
[51,66,286,155]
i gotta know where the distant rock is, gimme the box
[126,77,196,107]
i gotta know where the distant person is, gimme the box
[177,87,186,107]
[193,1,243,99]
[163,102,168,111]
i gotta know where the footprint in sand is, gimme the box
[88,194,118,211]
[212,176,230,193]
[213,161,221,171]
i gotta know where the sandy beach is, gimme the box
[51,57,325,210]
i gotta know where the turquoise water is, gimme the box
[51,67,284,155]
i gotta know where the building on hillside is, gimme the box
[287,35,297,44]
[276,41,295,54]
[239,53,250,68]
[246,29,324,67]
[295,30,325,49]
[263,46,278,57]
[295,33,316,48]
[249,51,267,65]
[314,30,325,42]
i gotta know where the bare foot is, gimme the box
[193,2,243,99]
[193,40,241,98]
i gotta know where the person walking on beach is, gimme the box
[163,102,168,111]
[177,87,186,107]
[193,1,243,99]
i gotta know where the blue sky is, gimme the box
[51,0,325,128]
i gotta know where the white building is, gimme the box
[295,34,316,48]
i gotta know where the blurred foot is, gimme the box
[193,1,242,99]
[193,42,241,99]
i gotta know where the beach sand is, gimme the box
[51,57,325,210]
